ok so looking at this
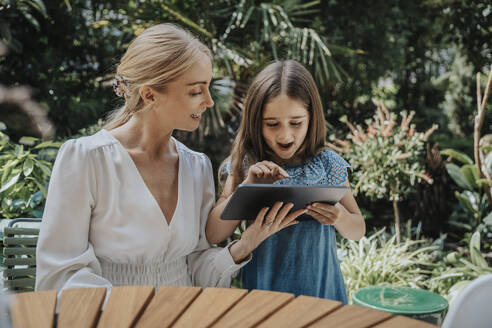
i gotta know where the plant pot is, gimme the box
[352,286,448,325]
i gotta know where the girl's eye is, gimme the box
[291,122,302,126]
[190,91,202,96]
[265,123,278,127]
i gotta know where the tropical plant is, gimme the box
[0,123,60,219]
[427,231,492,304]
[329,104,437,243]
[211,0,348,85]
[443,145,492,231]
[338,228,439,303]
[441,67,492,232]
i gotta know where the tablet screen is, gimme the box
[221,184,348,221]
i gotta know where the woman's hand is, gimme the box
[229,202,306,263]
[306,202,345,225]
[242,161,289,185]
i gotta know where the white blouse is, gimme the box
[35,129,247,293]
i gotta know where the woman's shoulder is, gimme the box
[174,138,212,169]
[58,129,118,157]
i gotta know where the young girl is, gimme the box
[206,60,365,303]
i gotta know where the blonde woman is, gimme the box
[35,24,305,294]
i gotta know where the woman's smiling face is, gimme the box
[150,54,215,132]
[261,94,310,163]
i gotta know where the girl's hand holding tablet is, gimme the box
[306,202,346,225]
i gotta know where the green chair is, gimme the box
[2,218,41,293]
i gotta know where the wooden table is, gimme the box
[9,286,438,328]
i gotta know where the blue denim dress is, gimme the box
[239,150,350,303]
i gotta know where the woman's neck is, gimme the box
[109,113,175,160]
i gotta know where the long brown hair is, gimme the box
[223,60,327,190]
[105,23,211,130]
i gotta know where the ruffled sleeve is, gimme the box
[322,150,351,185]
[221,156,250,178]
[186,154,250,287]
[35,139,112,292]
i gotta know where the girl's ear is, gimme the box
[139,86,156,105]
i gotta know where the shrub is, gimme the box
[330,104,437,242]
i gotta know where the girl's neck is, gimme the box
[268,153,304,166]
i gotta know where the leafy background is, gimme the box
[1,0,491,303]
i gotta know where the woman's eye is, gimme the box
[190,91,202,96]
[265,123,278,127]
[291,122,302,126]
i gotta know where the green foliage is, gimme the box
[433,47,476,137]
[436,0,492,71]
[333,105,436,202]
[338,228,439,303]
[427,231,492,304]
[339,227,491,305]
[207,0,346,86]
[1,0,132,139]
[0,0,49,52]
[0,123,60,219]
[330,105,437,242]
[441,145,492,231]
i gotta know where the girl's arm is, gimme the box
[206,161,290,244]
[206,174,241,244]
[307,180,365,240]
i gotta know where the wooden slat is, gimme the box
[3,267,36,277]
[10,290,57,328]
[97,286,155,328]
[372,315,438,328]
[3,278,35,289]
[309,304,393,328]
[58,287,106,328]
[172,287,248,328]
[135,286,202,328]
[3,247,36,256]
[3,237,38,246]
[256,295,342,328]
[4,227,40,236]
[212,289,294,328]
[3,257,36,266]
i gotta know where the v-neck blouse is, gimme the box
[36,129,247,293]
[115,132,182,228]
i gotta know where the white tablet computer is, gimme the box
[221,184,348,221]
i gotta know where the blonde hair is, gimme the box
[105,23,211,130]
[223,60,327,190]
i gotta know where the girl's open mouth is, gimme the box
[277,142,294,151]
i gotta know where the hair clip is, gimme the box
[112,75,128,97]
